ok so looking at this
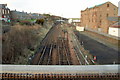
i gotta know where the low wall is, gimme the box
[76,26,84,31]
[85,28,120,40]
[108,27,120,37]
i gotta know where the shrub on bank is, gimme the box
[36,19,44,25]
[2,25,39,64]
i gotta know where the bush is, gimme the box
[36,19,44,25]
[2,25,39,64]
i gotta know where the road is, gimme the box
[74,31,119,64]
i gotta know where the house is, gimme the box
[11,10,30,21]
[81,1,118,33]
[68,18,80,26]
[11,10,44,21]
[0,4,11,22]
[108,20,120,37]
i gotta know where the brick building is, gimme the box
[81,1,118,33]
[0,4,11,22]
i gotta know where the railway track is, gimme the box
[38,28,54,65]
[57,37,71,65]
[31,22,73,65]
[71,32,91,65]
[63,39,71,65]
[31,22,95,65]
[47,44,53,65]
[74,48,82,65]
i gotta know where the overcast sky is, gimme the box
[0,0,119,18]
[118,1,120,16]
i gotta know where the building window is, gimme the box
[2,9,4,14]
[94,20,96,22]
[5,10,6,14]
[106,14,109,17]
[100,20,101,25]
[107,4,109,7]
[8,10,9,14]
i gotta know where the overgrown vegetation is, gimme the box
[36,19,44,25]
[2,25,38,64]
[2,19,53,64]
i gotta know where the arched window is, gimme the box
[107,4,109,7]
[106,14,109,17]
[2,9,4,14]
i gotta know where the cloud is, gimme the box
[0,0,119,18]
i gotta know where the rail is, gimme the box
[72,33,90,65]
[74,48,82,65]
[47,44,53,65]
[38,46,47,65]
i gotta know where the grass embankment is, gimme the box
[2,21,52,64]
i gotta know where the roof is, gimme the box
[0,4,7,8]
[81,1,118,12]
[111,21,120,28]
[68,18,80,20]
[88,2,107,9]
[108,17,119,21]
[0,4,2,8]
[88,1,117,10]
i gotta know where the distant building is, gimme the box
[81,1,118,33]
[108,21,120,37]
[11,10,31,21]
[0,4,11,22]
[50,15,61,21]
[108,1,120,37]
[68,18,80,26]
[30,13,44,19]
[11,10,44,21]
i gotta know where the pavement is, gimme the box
[74,31,119,64]
[1,65,119,74]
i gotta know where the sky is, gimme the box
[0,0,119,18]
[118,1,120,16]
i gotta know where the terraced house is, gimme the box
[81,1,118,33]
[0,4,11,22]
[11,10,44,21]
